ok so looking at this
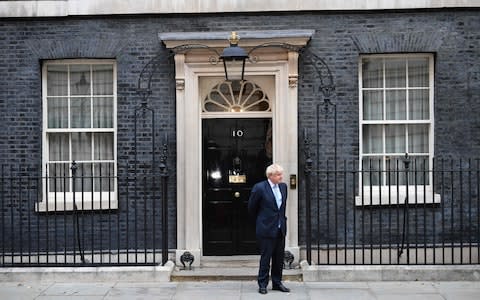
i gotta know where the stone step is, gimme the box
[172,255,302,281]
[171,266,302,282]
[199,255,260,268]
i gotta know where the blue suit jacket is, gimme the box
[248,180,288,238]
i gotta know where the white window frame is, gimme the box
[37,59,118,211]
[358,53,440,205]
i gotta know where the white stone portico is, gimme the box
[159,30,313,266]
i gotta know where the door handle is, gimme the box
[234,192,240,198]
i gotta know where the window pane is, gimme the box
[74,163,93,193]
[94,163,114,192]
[93,64,113,95]
[409,90,429,120]
[362,58,383,88]
[408,125,429,153]
[385,59,406,88]
[386,90,406,120]
[71,97,91,128]
[48,163,70,192]
[362,157,382,186]
[389,156,429,185]
[93,97,113,128]
[409,156,429,185]
[386,156,407,185]
[363,90,383,120]
[94,133,114,160]
[49,133,69,161]
[70,65,91,96]
[47,65,68,96]
[47,97,68,128]
[205,82,230,112]
[363,125,383,154]
[408,58,429,87]
[385,125,405,153]
[239,81,270,112]
[71,132,92,161]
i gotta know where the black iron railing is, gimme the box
[0,163,170,267]
[303,157,480,265]
[3,157,479,267]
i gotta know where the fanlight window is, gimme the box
[203,80,271,112]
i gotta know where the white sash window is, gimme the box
[39,60,117,211]
[358,54,439,205]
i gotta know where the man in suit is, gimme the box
[248,163,290,294]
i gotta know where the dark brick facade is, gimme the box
[0,9,479,258]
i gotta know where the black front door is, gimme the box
[202,118,272,255]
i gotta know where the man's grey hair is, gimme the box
[266,164,284,177]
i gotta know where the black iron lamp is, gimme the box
[220,32,249,81]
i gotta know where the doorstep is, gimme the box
[171,255,302,281]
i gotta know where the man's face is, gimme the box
[269,171,283,185]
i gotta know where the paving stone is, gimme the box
[36,296,105,300]
[375,295,445,300]
[240,281,309,300]
[241,290,309,300]
[368,281,438,294]
[40,282,114,296]
[105,286,175,300]
[440,291,480,300]
[305,282,370,289]
[1,279,479,300]
[113,281,178,288]
[433,281,480,292]
[307,288,376,300]
[434,282,480,300]
[0,282,52,300]
[173,281,242,300]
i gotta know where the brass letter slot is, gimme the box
[229,174,246,184]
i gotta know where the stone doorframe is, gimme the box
[159,30,314,266]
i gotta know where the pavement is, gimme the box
[1,280,479,300]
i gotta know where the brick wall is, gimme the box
[0,9,479,256]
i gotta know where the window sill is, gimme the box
[36,192,118,212]
[355,186,441,206]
